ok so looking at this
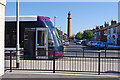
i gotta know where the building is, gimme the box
[117,23,120,45]
[118,1,120,45]
[91,26,101,41]
[91,20,120,45]
[107,20,119,45]
[0,0,6,77]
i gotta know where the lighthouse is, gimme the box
[67,11,71,38]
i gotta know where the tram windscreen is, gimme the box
[45,21,61,48]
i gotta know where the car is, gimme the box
[87,41,92,46]
[92,41,99,47]
[81,41,86,45]
[74,39,78,43]
[97,42,107,49]
[87,41,99,47]
[64,40,69,46]
[76,40,82,45]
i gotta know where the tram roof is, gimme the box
[5,16,38,22]
[5,16,51,22]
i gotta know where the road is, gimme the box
[64,42,120,57]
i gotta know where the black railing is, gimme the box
[5,49,120,75]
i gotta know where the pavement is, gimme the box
[1,70,120,80]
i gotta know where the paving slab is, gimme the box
[1,70,120,80]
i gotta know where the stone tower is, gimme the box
[67,11,71,38]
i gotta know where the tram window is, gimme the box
[5,28,16,47]
[45,21,61,47]
[37,31,45,46]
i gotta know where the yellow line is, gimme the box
[17,71,119,78]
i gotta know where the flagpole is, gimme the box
[16,0,20,68]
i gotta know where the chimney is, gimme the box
[100,25,103,29]
[104,22,109,27]
[96,26,99,29]
[111,20,117,26]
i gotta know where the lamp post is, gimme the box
[54,16,57,27]
[16,0,20,68]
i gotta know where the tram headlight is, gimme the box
[48,40,55,47]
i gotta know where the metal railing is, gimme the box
[5,49,120,75]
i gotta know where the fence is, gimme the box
[5,49,120,75]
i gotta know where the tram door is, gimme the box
[36,28,48,58]
[24,28,48,59]
[24,28,36,59]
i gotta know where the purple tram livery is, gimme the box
[5,16,64,59]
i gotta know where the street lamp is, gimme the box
[16,0,20,68]
[54,16,57,27]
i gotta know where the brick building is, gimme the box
[91,20,120,45]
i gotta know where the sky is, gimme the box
[6,0,120,2]
[5,2,118,35]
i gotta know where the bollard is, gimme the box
[98,52,100,75]
[10,51,12,72]
[53,51,55,73]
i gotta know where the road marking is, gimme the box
[15,71,119,78]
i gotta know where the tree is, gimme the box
[56,27,60,36]
[70,35,75,40]
[82,30,94,39]
[75,32,82,40]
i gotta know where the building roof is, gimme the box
[92,23,120,32]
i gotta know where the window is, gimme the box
[108,29,110,34]
[113,27,116,33]
[5,26,16,47]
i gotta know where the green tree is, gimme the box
[82,30,94,39]
[75,32,82,40]
[70,35,75,40]
[56,27,60,36]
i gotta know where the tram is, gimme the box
[5,16,64,59]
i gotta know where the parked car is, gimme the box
[87,41,101,47]
[81,40,86,45]
[90,41,98,47]
[74,39,78,43]
[87,41,92,46]
[73,39,76,43]
[97,42,107,49]
[76,40,82,45]
[64,40,69,46]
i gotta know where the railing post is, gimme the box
[53,51,55,73]
[105,44,106,58]
[83,47,84,57]
[98,52,100,75]
[10,50,12,72]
